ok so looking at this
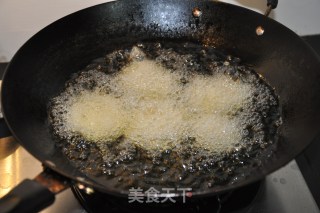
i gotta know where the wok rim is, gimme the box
[2,0,320,198]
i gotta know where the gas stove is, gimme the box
[0,142,318,213]
[0,35,320,213]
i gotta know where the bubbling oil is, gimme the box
[48,41,281,191]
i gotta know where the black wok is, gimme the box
[1,0,320,212]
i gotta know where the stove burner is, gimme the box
[71,181,262,213]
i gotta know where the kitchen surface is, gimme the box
[1,0,320,212]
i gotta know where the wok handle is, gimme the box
[264,0,278,17]
[0,118,12,138]
[0,104,55,213]
[267,0,278,9]
[0,169,69,213]
[0,179,55,213]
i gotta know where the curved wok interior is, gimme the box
[2,0,320,196]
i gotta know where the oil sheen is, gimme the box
[48,42,281,191]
